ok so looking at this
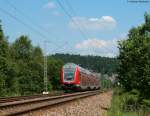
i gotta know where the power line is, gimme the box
[56,0,94,55]
[5,0,79,54]
[58,0,115,55]
[0,7,50,41]
[1,0,116,55]
[0,6,70,54]
[56,0,88,39]
[5,0,115,55]
[64,0,90,37]
[5,0,61,41]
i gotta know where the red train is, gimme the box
[60,63,100,91]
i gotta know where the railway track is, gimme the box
[0,92,64,103]
[0,95,48,103]
[0,90,100,116]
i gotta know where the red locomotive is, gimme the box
[61,63,100,91]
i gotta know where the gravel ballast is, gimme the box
[25,90,113,116]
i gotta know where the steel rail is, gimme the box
[0,95,46,103]
[0,90,100,116]
[0,92,65,103]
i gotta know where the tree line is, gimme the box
[51,53,118,75]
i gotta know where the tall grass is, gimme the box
[107,88,150,116]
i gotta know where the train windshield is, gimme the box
[63,63,76,81]
[64,68,75,81]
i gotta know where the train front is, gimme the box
[61,63,80,90]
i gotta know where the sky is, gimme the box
[0,0,149,57]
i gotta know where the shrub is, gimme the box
[142,99,150,107]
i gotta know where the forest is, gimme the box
[0,20,117,97]
[51,53,118,75]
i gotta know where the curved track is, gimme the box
[0,90,100,116]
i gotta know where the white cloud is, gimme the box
[75,38,118,57]
[44,1,56,9]
[69,16,117,31]
[75,39,117,49]
[73,32,128,57]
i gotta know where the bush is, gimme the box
[108,88,150,116]
[142,99,150,107]
[48,82,52,91]
[121,90,139,112]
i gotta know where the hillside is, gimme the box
[50,53,118,75]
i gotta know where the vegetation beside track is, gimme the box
[117,12,150,106]
[108,88,150,116]
[108,12,150,116]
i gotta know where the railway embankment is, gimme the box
[24,90,113,116]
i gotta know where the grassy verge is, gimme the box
[107,88,150,116]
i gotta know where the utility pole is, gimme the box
[43,40,48,94]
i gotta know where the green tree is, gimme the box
[118,12,150,98]
[11,36,44,95]
[47,57,64,90]
[32,46,44,65]
[0,20,9,96]
[29,46,44,93]
[12,35,33,62]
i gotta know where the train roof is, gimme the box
[63,63,77,68]
[63,63,92,75]
[63,63,100,79]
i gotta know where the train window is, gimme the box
[64,68,75,81]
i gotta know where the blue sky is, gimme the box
[0,0,149,57]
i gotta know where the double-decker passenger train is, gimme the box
[60,63,100,91]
